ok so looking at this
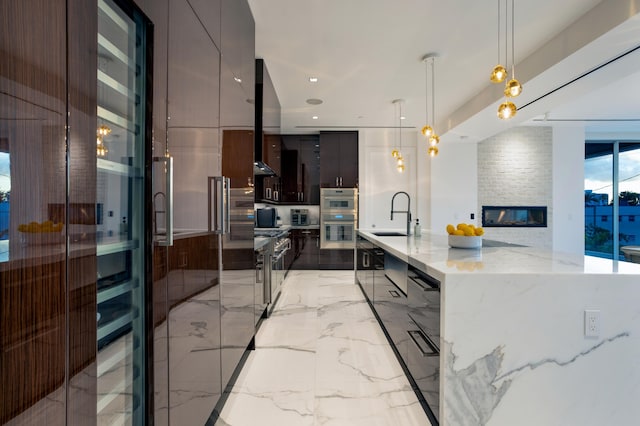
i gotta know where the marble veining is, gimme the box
[216,270,431,426]
[445,331,633,425]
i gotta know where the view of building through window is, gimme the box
[585,142,640,259]
[0,152,10,242]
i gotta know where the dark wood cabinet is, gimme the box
[320,131,358,188]
[290,228,320,269]
[222,129,255,188]
[280,135,320,204]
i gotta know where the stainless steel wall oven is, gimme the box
[320,188,358,249]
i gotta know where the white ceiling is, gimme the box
[248,0,640,141]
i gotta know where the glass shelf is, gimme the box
[97,106,137,134]
[97,158,141,177]
[97,239,139,257]
[97,279,137,305]
[98,0,129,33]
[97,310,135,341]
[98,69,135,101]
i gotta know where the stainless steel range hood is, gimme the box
[254,160,276,176]
[254,59,279,178]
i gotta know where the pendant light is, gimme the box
[497,0,521,120]
[490,0,507,84]
[503,0,522,98]
[422,53,440,157]
[392,99,405,173]
[96,124,110,157]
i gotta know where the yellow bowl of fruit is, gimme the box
[18,221,64,245]
[446,223,484,249]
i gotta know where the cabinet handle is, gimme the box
[407,330,439,357]
[363,251,370,268]
[301,230,311,234]
[339,177,343,187]
[209,176,230,235]
[408,274,440,291]
[153,155,173,246]
[335,177,339,187]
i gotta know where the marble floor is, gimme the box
[215,270,431,426]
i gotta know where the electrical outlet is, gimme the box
[584,310,600,337]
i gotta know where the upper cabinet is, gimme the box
[280,135,320,204]
[186,0,222,48]
[168,0,221,128]
[221,0,255,89]
[320,131,359,188]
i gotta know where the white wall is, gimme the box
[358,129,417,232]
[430,141,478,235]
[552,126,585,254]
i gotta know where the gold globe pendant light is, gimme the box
[497,0,521,119]
[490,0,508,84]
[96,124,111,157]
[392,99,406,173]
[503,0,522,99]
[422,53,439,157]
[497,100,517,119]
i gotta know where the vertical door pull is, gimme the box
[209,176,230,234]
[153,156,174,246]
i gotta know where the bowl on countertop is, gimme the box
[448,235,482,249]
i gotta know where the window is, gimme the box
[585,141,640,260]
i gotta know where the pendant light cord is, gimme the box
[425,60,429,125]
[497,0,501,64]
[511,0,515,78]
[431,58,436,127]
[399,100,402,150]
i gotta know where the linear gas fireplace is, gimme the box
[482,206,547,227]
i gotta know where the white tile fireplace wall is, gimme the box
[478,126,553,248]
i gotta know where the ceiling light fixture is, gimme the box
[503,0,522,98]
[309,77,318,83]
[422,53,440,157]
[312,116,318,120]
[497,0,521,119]
[392,99,405,173]
[306,98,323,105]
[96,124,110,157]
[490,0,507,84]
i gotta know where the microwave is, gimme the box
[321,188,357,211]
[291,209,309,226]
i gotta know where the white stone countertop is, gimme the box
[358,229,640,283]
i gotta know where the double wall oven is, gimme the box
[320,188,358,249]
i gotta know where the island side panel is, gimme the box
[440,272,640,426]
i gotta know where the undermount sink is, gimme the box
[371,231,407,237]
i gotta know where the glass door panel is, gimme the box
[618,143,640,259]
[585,143,613,258]
[96,0,151,424]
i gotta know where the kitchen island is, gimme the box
[358,229,640,426]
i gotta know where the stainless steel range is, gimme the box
[254,228,291,315]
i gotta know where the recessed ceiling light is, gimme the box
[306,98,323,105]
[309,77,318,83]
[234,76,242,83]
[312,116,318,120]
[400,116,406,120]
